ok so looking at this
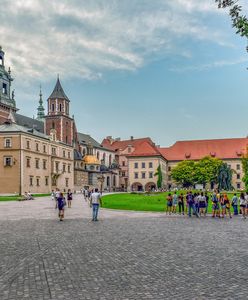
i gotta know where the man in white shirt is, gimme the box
[90,188,102,221]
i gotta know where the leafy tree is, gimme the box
[154,164,163,188]
[215,1,248,48]
[242,150,248,190]
[171,160,196,188]
[195,156,223,187]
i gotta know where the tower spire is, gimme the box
[36,85,45,121]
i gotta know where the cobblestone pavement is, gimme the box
[0,195,248,299]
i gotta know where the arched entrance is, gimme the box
[131,182,143,192]
[145,182,156,192]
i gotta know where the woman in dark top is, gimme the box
[57,192,65,221]
[67,189,73,208]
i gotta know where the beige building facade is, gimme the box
[0,122,74,195]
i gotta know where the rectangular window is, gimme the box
[134,162,138,169]
[45,177,49,186]
[237,164,240,170]
[134,172,138,179]
[149,162,153,168]
[43,145,46,153]
[43,160,47,170]
[63,150,66,158]
[237,174,240,180]
[36,143,39,152]
[52,147,56,155]
[168,166,171,171]
[68,152,71,159]
[36,177,40,186]
[4,138,11,148]
[29,176,33,186]
[142,172,146,179]
[122,171,125,177]
[35,159,39,169]
[26,157,31,168]
[2,83,7,94]
[68,164,71,173]
[63,164,66,173]
[4,157,12,166]
[55,162,59,173]
[89,173,93,185]
[65,178,69,187]
[26,140,30,149]
[149,172,153,178]
[122,161,125,167]
[237,183,241,189]
[142,162,145,168]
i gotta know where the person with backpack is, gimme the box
[232,193,238,216]
[186,191,198,218]
[224,194,232,218]
[57,192,66,221]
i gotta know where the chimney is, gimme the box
[130,136,134,140]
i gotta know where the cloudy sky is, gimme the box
[1,0,248,146]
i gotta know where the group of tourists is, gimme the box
[51,188,102,222]
[166,190,248,219]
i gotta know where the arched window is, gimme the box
[109,155,112,166]
[52,122,55,129]
[51,103,55,112]
[59,103,62,112]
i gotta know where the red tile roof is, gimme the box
[128,141,162,157]
[159,138,248,161]
[101,137,153,152]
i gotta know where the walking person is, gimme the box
[178,193,185,215]
[239,192,246,219]
[67,189,73,208]
[166,193,173,215]
[205,192,209,215]
[57,192,66,221]
[55,188,60,209]
[90,188,102,221]
[232,193,239,216]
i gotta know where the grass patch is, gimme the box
[102,191,241,213]
[0,193,51,202]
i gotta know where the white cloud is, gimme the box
[0,0,237,83]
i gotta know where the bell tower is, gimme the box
[0,46,16,110]
[45,77,76,146]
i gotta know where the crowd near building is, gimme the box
[0,47,247,194]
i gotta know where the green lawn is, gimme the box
[0,194,50,202]
[102,192,241,213]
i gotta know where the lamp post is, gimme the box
[97,173,105,195]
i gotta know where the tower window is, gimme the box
[59,103,62,112]
[51,103,55,112]
[2,83,7,94]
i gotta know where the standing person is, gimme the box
[172,192,178,214]
[199,192,207,217]
[178,193,185,215]
[212,191,220,218]
[224,194,232,218]
[205,192,209,215]
[239,192,246,219]
[194,193,199,215]
[90,188,102,221]
[232,193,239,216]
[186,191,198,218]
[166,193,173,215]
[245,192,248,216]
[67,189,73,208]
[84,189,89,201]
[57,192,66,221]
[220,194,226,218]
[55,188,60,209]
[51,190,55,201]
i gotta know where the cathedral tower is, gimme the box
[45,77,76,145]
[36,86,45,121]
[0,46,17,111]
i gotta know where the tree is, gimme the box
[171,156,223,188]
[195,156,223,187]
[171,160,196,188]
[215,1,248,49]
[242,149,248,190]
[154,164,163,189]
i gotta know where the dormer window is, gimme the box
[185,153,191,159]
[210,152,216,157]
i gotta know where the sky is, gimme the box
[1,0,248,147]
